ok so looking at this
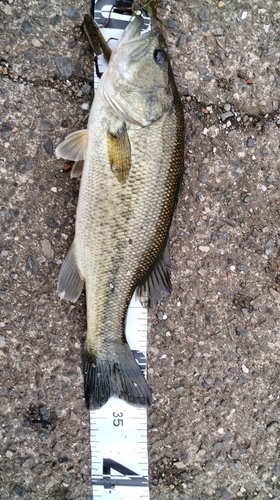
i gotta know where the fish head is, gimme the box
[99,16,174,126]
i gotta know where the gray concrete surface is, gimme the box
[0,0,280,499]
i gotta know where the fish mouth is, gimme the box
[118,14,161,46]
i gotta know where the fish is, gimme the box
[55,14,184,409]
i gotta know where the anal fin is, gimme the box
[57,243,84,302]
[107,123,131,183]
[136,242,172,308]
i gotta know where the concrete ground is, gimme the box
[0,0,280,499]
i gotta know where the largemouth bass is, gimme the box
[56,15,184,409]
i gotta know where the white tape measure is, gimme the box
[90,295,149,499]
[90,2,150,498]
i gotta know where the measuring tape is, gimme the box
[90,2,150,498]
[90,296,149,499]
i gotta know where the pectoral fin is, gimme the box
[71,160,84,179]
[57,243,84,302]
[136,242,172,308]
[107,124,131,183]
[55,130,88,162]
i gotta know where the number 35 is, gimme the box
[113,412,123,426]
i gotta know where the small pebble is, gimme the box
[14,484,26,497]
[40,239,54,259]
[213,27,224,36]
[1,4,12,15]
[22,118,30,127]
[26,255,37,274]
[41,57,48,67]
[21,20,32,34]
[6,450,13,459]
[43,137,53,156]
[247,137,256,147]
[242,364,249,374]
[198,67,208,75]
[157,311,164,320]
[221,111,233,122]
[32,38,41,48]
[199,8,209,22]
[199,245,210,252]
[40,405,51,420]
[267,422,278,433]
[267,47,276,56]
[81,83,92,95]
[25,159,32,170]
[243,196,251,203]
[198,268,207,277]
[63,6,79,21]
[269,288,280,301]
[238,377,247,384]
[51,186,57,193]
[0,335,6,347]
[50,15,61,26]
[266,174,275,183]
[176,34,185,48]
[220,489,229,500]
[1,250,8,257]
[238,69,246,79]
[197,448,206,456]
[55,57,73,79]
[164,19,180,30]
[40,120,54,131]
[10,272,18,280]
[66,372,78,380]
[217,1,225,8]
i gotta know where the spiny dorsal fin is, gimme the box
[107,124,131,183]
[55,130,88,161]
[136,242,172,308]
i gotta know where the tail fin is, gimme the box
[83,344,153,409]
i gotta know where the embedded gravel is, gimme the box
[0,1,280,499]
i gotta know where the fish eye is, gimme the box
[153,49,167,65]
